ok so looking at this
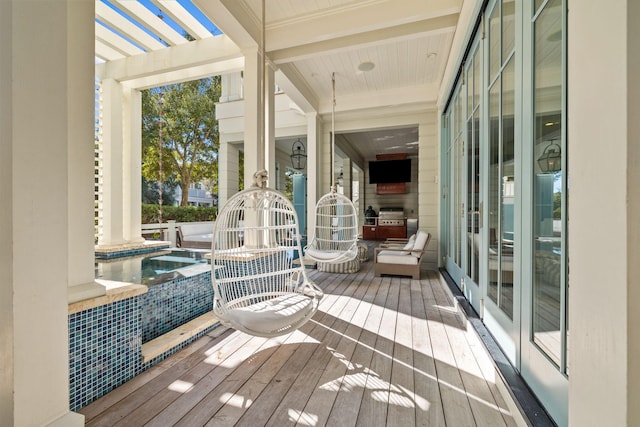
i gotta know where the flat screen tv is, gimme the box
[369,159,411,184]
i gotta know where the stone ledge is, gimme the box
[142,312,220,363]
[95,240,171,259]
[68,280,148,314]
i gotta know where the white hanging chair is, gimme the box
[211,170,323,338]
[305,73,359,264]
[305,188,359,263]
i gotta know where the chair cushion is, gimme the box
[376,250,419,265]
[225,293,314,335]
[411,231,430,257]
[317,258,361,273]
[305,247,358,261]
[403,234,417,250]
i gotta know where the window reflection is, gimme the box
[532,0,564,367]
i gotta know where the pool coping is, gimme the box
[68,279,147,314]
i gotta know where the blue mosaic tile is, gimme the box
[68,297,142,411]
[141,271,213,342]
[69,269,215,411]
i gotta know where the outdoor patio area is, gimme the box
[79,242,520,426]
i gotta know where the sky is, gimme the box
[99,0,222,53]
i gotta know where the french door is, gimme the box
[441,0,568,424]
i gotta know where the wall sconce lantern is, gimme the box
[537,139,562,173]
[290,139,307,170]
[337,168,344,187]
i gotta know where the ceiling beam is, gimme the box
[270,14,458,64]
[318,83,440,115]
[265,0,461,51]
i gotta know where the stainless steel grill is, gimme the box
[378,207,404,226]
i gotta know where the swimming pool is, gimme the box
[95,249,211,286]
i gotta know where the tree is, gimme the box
[141,77,221,206]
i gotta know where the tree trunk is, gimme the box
[181,180,190,206]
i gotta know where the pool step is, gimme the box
[142,312,221,363]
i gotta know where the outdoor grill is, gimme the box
[378,207,405,226]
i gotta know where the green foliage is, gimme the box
[142,204,217,224]
[142,176,177,205]
[141,77,221,206]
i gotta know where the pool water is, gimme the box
[95,249,210,286]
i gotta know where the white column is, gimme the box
[123,87,144,244]
[242,47,263,185]
[218,138,239,208]
[1,0,88,425]
[98,78,125,247]
[67,0,106,303]
[340,158,352,198]
[265,63,276,186]
[568,1,638,426]
[306,113,320,235]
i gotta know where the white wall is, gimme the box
[568,0,637,425]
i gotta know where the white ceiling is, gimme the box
[94,0,462,160]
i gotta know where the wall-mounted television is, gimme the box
[368,159,411,183]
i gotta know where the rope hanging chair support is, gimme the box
[304,73,359,264]
[210,0,322,338]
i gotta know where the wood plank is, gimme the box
[355,276,399,426]
[204,271,367,426]
[131,333,272,426]
[385,278,416,427]
[170,268,355,426]
[423,272,477,427]
[266,260,381,427]
[410,277,446,426]
[85,330,252,426]
[324,275,386,427]
[292,271,377,426]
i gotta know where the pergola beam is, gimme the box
[96,35,243,88]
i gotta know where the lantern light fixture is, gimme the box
[537,138,562,173]
[290,138,307,170]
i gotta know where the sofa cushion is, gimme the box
[376,250,419,265]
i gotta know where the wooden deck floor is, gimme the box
[80,247,520,426]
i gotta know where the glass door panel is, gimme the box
[532,0,565,368]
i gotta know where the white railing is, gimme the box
[141,220,215,248]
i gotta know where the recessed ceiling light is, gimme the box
[357,61,375,72]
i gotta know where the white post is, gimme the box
[218,138,239,208]
[98,78,126,247]
[1,0,90,424]
[123,87,145,244]
[306,113,320,236]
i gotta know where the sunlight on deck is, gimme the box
[79,252,519,427]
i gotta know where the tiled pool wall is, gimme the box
[68,270,214,411]
[141,270,213,342]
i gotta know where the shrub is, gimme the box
[142,204,217,223]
